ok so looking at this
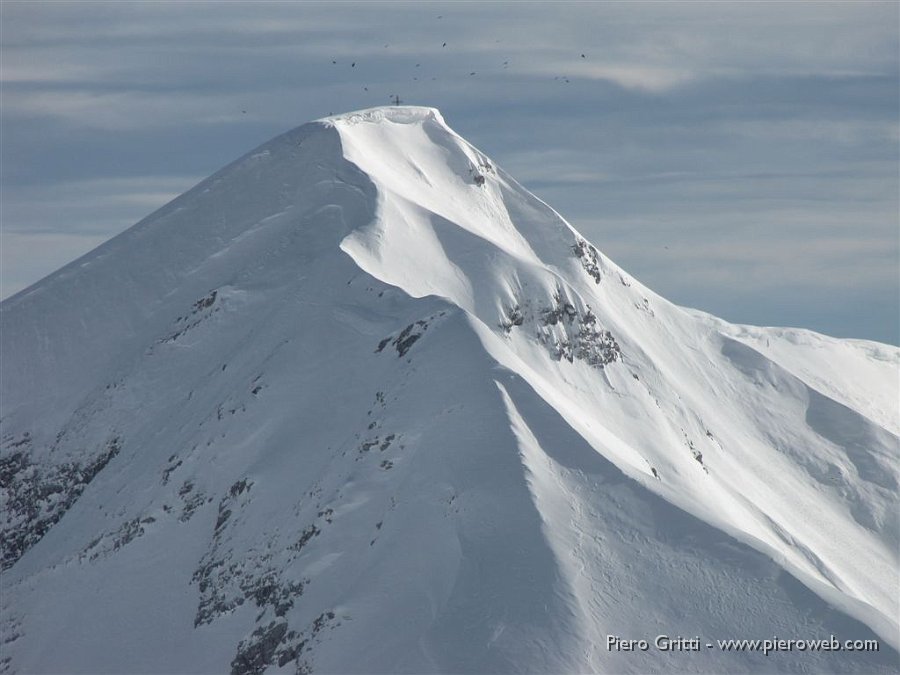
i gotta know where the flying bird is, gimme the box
[442,42,447,47]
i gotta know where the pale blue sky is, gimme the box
[2,1,898,342]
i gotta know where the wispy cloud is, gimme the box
[2,176,199,232]
[1,231,110,299]
[514,61,696,93]
[1,175,199,298]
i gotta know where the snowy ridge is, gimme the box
[1,106,897,674]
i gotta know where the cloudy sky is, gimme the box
[2,1,897,343]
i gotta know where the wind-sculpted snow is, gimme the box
[0,106,896,674]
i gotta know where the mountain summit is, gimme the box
[2,106,897,674]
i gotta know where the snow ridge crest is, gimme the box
[321,105,446,129]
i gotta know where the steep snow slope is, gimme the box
[1,106,897,674]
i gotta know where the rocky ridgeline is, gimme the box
[572,237,603,285]
[0,434,121,571]
[500,289,621,369]
[375,311,448,358]
[192,479,296,628]
[191,478,342,674]
[157,289,221,346]
[230,609,339,675]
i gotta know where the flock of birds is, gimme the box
[319,43,589,112]
[236,15,590,116]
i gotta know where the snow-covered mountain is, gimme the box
[1,106,897,674]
